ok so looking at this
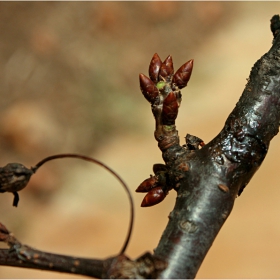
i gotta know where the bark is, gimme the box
[0,15,280,279]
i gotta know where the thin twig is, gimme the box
[32,153,134,255]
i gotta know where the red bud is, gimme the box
[141,187,166,207]
[159,55,174,80]
[139,74,159,104]
[136,176,157,193]
[149,53,162,83]
[172,59,193,89]
[162,92,179,125]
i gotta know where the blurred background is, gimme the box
[0,2,280,278]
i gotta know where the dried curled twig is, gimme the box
[0,153,134,255]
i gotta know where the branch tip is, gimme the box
[271,14,280,37]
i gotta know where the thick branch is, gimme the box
[150,15,280,278]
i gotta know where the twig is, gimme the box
[0,222,111,278]
[0,222,167,278]
[32,153,134,255]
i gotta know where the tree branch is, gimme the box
[0,14,280,279]
[0,222,167,278]
[0,222,112,278]
[145,15,280,278]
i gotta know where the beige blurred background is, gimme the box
[0,2,280,278]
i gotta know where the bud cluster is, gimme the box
[136,54,194,207]
[135,163,171,207]
[139,53,193,125]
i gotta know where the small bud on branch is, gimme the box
[149,53,162,83]
[136,176,157,193]
[141,186,167,207]
[159,55,174,81]
[162,91,179,125]
[172,59,194,89]
[139,73,159,104]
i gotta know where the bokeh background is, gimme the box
[0,2,280,278]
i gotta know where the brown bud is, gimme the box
[139,73,159,104]
[136,176,157,193]
[159,55,174,80]
[153,163,167,174]
[141,187,166,207]
[162,92,178,125]
[149,53,162,83]
[172,59,193,89]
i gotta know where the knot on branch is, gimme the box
[157,134,179,151]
